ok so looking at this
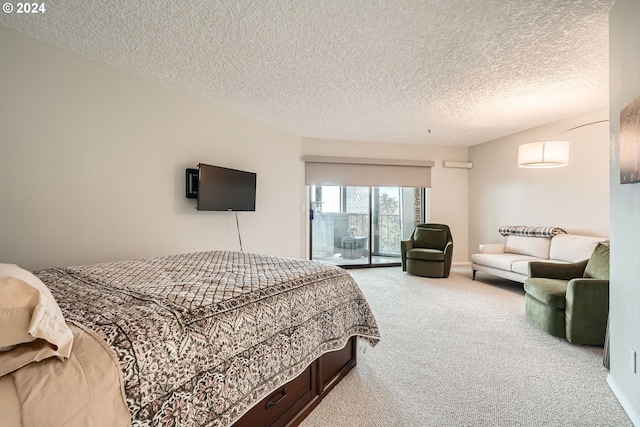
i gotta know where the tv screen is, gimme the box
[197,163,256,211]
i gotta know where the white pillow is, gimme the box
[0,263,73,376]
[549,235,610,262]
[504,235,551,259]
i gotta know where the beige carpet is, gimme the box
[300,266,632,427]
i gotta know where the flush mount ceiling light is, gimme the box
[517,119,609,168]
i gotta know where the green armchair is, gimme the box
[524,243,610,345]
[401,224,453,278]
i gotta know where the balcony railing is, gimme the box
[313,212,402,258]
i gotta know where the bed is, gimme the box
[0,251,380,426]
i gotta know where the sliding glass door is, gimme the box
[310,185,425,267]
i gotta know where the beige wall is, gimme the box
[0,26,305,270]
[0,24,610,272]
[0,25,471,271]
[468,108,610,256]
[2,10,635,421]
[302,138,469,263]
[609,1,640,423]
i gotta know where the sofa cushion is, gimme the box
[584,243,610,280]
[504,235,551,259]
[406,248,445,262]
[549,234,609,263]
[471,253,538,272]
[524,278,568,310]
[511,259,567,276]
[413,228,447,250]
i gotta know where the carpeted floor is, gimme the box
[300,266,632,427]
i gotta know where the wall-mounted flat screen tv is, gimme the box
[197,163,257,211]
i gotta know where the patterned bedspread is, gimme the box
[35,251,380,427]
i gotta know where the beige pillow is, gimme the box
[0,264,73,376]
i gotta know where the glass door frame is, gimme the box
[308,186,426,268]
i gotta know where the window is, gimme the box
[310,185,426,267]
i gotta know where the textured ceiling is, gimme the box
[0,0,613,146]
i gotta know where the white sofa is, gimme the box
[471,233,609,283]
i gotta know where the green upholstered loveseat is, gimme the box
[401,224,453,278]
[524,243,610,345]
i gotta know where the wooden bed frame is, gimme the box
[234,336,357,426]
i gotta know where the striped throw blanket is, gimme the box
[498,226,567,238]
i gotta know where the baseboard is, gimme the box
[607,374,640,426]
[452,261,471,267]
